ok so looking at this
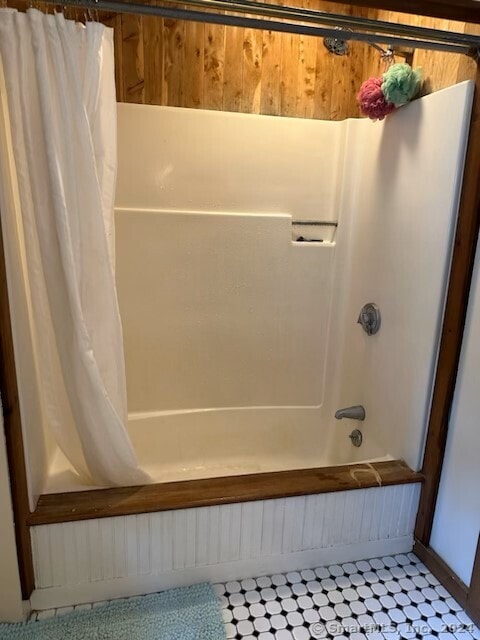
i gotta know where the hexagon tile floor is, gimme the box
[214,553,480,640]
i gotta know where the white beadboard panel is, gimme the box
[31,483,421,609]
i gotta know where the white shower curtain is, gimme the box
[0,8,148,486]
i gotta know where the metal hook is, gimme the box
[381,46,395,68]
[369,42,395,68]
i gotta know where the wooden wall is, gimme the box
[103,3,476,120]
[104,2,381,119]
[363,12,475,95]
[4,1,477,119]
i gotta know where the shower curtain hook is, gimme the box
[369,42,395,69]
[382,46,395,68]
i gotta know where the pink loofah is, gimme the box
[357,76,396,121]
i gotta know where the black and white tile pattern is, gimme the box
[29,552,480,640]
[214,554,480,640]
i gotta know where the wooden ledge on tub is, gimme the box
[28,459,424,526]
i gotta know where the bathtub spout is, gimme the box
[335,405,366,421]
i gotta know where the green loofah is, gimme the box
[382,63,422,107]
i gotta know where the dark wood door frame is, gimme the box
[468,535,480,625]
[0,211,35,599]
[414,534,480,626]
[412,56,480,625]
[1,0,480,604]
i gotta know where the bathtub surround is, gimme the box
[0,78,470,502]
[0,8,146,494]
[108,81,473,488]
[29,483,421,610]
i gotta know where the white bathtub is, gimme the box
[44,406,389,493]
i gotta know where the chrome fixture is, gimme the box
[349,429,363,447]
[335,405,366,421]
[323,28,350,56]
[357,302,381,336]
[369,43,395,65]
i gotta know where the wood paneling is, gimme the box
[106,2,476,120]
[30,483,421,606]
[361,12,468,94]
[5,1,476,119]
[109,1,389,119]
[120,14,145,102]
[28,459,423,525]
[143,9,165,104]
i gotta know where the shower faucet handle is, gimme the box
[334,405,366,421]
[357,303,381,336]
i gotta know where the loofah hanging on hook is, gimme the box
[357,77,397,121]
[382,63,422,107]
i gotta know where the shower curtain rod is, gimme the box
[126,0,480,47]
[47,0,480,55]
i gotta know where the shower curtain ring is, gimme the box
[382,46,395,68]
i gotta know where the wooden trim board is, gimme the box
[414,539,469,609]
[0,213,34,599]
[28,459,423,525]
[414,538,480,627]
[467,534,480,626]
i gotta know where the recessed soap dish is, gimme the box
[292,220,337,243]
